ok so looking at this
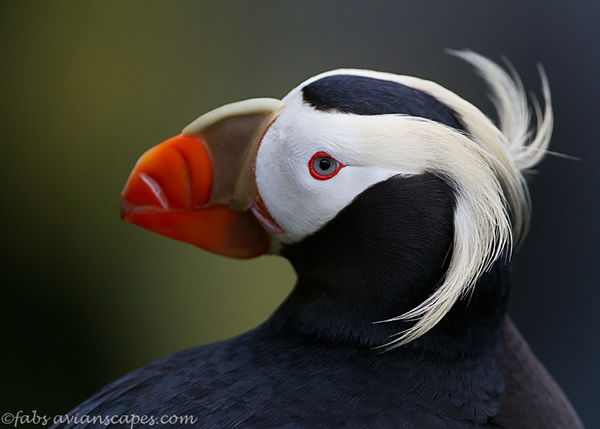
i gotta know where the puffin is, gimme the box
[54,51,583,428]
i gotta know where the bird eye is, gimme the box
[309,151,345,180]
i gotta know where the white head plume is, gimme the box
[379,50,553,347]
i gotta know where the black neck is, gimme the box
[274,174,509,358]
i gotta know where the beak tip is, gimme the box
[120,200,131,221]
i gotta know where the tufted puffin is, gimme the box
[53,51,583,428]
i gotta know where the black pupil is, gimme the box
[319,158,332,172]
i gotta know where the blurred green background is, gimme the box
[2,1,598,427]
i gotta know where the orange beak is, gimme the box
[120,98,284,258]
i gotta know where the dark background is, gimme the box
[2,1,598,427]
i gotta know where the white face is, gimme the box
[253,86,407,245]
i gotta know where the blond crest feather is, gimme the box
[376,50,553,348]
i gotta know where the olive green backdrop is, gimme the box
[2,1,599,427]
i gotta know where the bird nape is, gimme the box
[55,51,582,428]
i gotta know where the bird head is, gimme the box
[120,51,552,347]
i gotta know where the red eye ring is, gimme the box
[309,151,345,180]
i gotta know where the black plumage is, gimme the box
[302,74,464,130]
[53,175,580,427]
